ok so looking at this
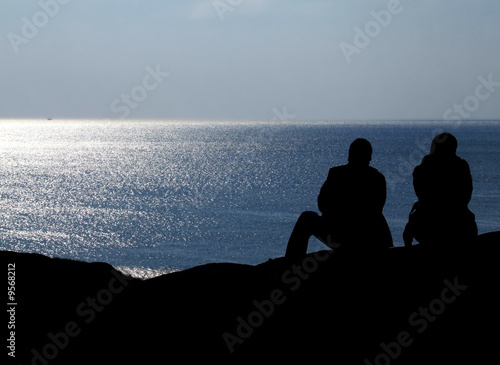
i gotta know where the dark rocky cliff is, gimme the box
[3,231,499,364]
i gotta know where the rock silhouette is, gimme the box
[2,231,499,364]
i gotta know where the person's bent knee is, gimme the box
[299,211,319,221]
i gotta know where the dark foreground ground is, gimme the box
[2,231,499,364]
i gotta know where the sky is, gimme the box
[1,0,499,121]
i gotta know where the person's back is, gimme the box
[404,133,477,247]
[413,154,472,211]
[285,138,392,258]
[318,163,391,249]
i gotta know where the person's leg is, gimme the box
[403,221,414,247]
[285,211,324,258]
[403,203,418,247]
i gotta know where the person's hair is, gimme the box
[429,132,457,157]
[348,138,372,165]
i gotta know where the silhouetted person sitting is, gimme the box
[403,133,477,248]
[285,138,393,258]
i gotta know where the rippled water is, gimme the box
[0,120,498,277]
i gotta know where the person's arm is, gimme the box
[461,160,473,205]
[377,173,387,212]
[317,169,333,214]
[412,165,425,201]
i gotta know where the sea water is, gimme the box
[0,120,498,277]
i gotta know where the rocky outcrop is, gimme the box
[2,232,499,364]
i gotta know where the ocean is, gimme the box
[0,120,498,277]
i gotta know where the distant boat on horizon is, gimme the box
[47,118,52,120]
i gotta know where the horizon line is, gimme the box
[0,118,499,124]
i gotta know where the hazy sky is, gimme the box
[1,0,499,121]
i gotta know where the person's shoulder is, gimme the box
[412,156,428,176]
[454,156,471,172]
[328,164,348,175]
[367,165,384,177]
[367,165,381,173]
[455,155,470,166]
[331,163,349,171]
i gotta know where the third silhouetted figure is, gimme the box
[285,138,393,258]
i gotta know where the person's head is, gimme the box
[348,138,372,165]
[429,132,458,158]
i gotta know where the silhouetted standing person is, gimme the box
[403,133,477,247]
[285,138,393,258]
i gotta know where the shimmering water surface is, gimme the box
[0,120,498,277]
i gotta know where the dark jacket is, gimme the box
[413,155,472,211]
[317,163,393,249]
[409,154,477,245]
